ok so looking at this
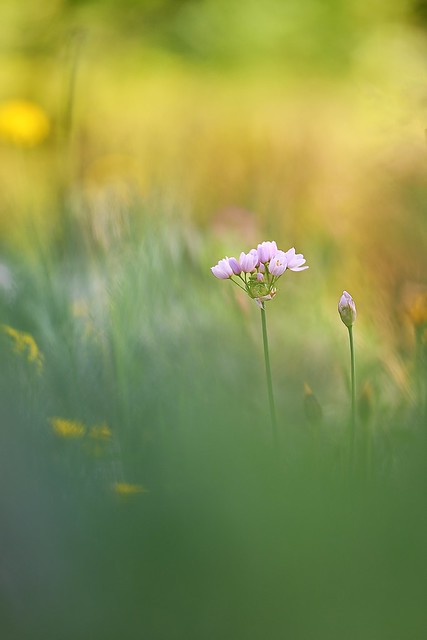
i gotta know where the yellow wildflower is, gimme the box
[2,324,43,371]
[114,483,148,495]
[89,423,112,439]
[0,99,50,146]
[50,417,86,438]
[49,417,112,442]
[407,292,427,328]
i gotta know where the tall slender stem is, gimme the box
[62,30,84,142]
[260,306,278,448]
[348,325,356,452]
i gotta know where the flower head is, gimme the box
[211,240,308,308]
[338,291,357,327]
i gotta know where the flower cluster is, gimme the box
[211,241,308,308]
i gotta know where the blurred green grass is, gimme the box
[1,212,426,639]
[1,1,427,638]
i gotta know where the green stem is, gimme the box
[260,306,278,448]
[62,29,84,141]
[348,325,356,453]
[229,277,247,292]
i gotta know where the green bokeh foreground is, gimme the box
[1,215,426,640]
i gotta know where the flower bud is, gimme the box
[338,291,356,327]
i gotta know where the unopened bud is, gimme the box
[338,291,356,327]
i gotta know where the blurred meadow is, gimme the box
[1,0,427,638]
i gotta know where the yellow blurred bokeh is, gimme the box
[2,324,44,372]
[50,417,86,438]
[0,99,49,147]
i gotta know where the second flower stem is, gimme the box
[260,306,278,448]
[348,325,356,453]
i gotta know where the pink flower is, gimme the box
[228,257,241,275]
[239,250,258,273]
[211,258,233,279]
[211,241,309,307]
[269,250,287,276]
[257,241,278,264]
[284,248,308,271]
